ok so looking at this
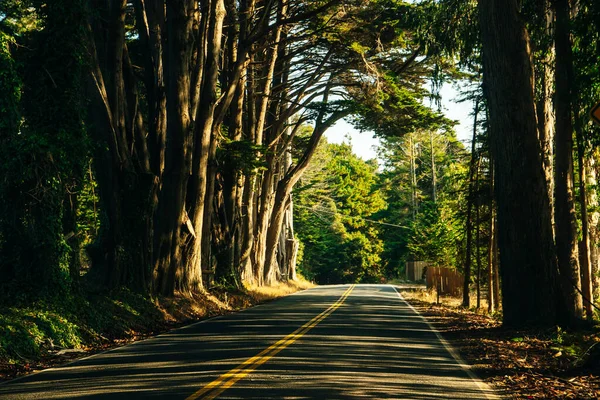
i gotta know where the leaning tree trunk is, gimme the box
[479,0,560,327]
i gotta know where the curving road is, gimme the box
[0,284,501,399]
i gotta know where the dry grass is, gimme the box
[157,279,315,323]
[244,278,315,303]
[401,287,494,315]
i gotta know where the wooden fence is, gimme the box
[425,267,463,297]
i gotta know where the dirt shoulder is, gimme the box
[401,289,600,399]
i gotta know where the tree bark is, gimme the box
[488,161,496,313]
[153,0,196,295]
[553,0,583,322]
[183,0,226,292]
[590,154,600,302]
[534,0,555,228]
[575,120,594,319]
[479,0,560,327]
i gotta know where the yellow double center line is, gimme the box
[186,285,356,400]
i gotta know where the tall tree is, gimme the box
[553,0,584,321]
[478,0,560,326]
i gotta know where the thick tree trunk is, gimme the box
[153,0,196,295]
[479,0,560,327]
[86,1,158,293]
[553,0,583,322]
[134,0,166,177]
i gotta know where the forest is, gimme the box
[1,0,600,384]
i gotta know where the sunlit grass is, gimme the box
[244,278,315,303]
[400,286,495,315]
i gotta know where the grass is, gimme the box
[400,285,498,316]
[0,279,312,380]
[244,279,315,303]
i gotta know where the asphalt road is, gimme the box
[0,284,501,399]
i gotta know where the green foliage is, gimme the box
[77,164,101,249]
[218,139,267,174]
[294,139,386,284]
[0,287,165,363]
[0,0,90,299]
[351,73,453,138]
[407,202,461,268]
[375,128,468,277]
[0,308,81,360]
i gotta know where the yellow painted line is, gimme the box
[186,285,355,400]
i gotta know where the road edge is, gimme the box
[390,284,505,400]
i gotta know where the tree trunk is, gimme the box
[487,208,495,313]
[488,162,496,313]
[479,0,560,327]
[184,0,226,292]
[553,0,583,322]
[590,154,600,302]
[475,158,482,310]
[535,0,555,228]
[152,0,196,295]
[492,213,500,311]
[430,130,437,203]
[575,121,594,319]
[463,100,480,308]
[409,133,417,220]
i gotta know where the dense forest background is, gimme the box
[2,0,600,365]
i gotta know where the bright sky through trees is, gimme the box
[326,83,474,160]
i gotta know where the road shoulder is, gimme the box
[399,287,600,399]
